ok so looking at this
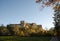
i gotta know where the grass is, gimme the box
[0,36,51,41]
[58,36,60,41]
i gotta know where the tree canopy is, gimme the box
[36,0,60,6]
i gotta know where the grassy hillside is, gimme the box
[0,36,51,41]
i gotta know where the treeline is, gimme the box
[0,24,57,36]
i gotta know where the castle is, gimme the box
[7,21,44,33]
[7,21,42,28]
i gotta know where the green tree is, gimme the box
[7,24,20,35]
[53,4,60,40]
[0,25,9,35]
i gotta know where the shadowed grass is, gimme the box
[0,36,51,41]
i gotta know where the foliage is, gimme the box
[36,0,60,6]
[0,22,56,36]
[36,0,60,30]
[35,0,60,40]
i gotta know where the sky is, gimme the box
[0,0,54,30]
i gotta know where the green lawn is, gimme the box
[0,36,51,41]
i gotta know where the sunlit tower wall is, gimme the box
[20,21,27,27]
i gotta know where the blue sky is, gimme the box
[0,0,54,30]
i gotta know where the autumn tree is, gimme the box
[35,0,60,40]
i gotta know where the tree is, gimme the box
[35,0,60,40]
[53,4,60,37]
[7,24,20,35]
[0,25,9,35]
[54,4,60,28]
[35,0,60,28]
[36,0,59,5]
